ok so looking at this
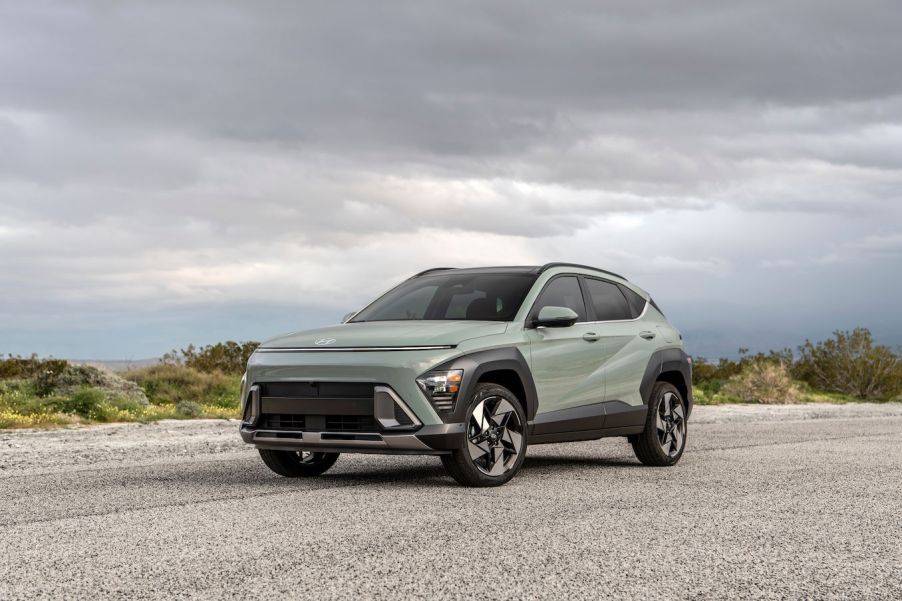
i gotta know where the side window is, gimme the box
[585,278,632,321]
[531,276,587,322]
[618,285,648,319]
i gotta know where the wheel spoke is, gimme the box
[487,446,507,476]
[662,393,674,417]
[673,403,685,420]
[656,412,665,433]
[491,399,514,423]
[494,410,513,430]
[467,396,523,477]
[470,400,490,434]
[468,439,491,461]
[504,428,522,451]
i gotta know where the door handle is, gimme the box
[582,332,601,342]
[639,331,656,340]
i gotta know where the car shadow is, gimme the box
[523,455,639,470]
[180,453,641,489]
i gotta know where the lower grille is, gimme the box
[324,415,377,432]
[260,414,380,433]
[253,382,419,433]
[262,414,306,430]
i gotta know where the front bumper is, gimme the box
[240,347,475,454]
[240,422,466,455]
[238,365,467,454]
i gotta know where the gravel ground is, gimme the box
[1,403,901,600]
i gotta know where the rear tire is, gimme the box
[631,382,687,466]
[441,383,528,487]
[258,449,340,477]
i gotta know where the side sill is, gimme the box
[528,400,647,437]
[529,425,644,445]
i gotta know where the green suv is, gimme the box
[239,263,692,486]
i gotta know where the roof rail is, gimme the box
[535,262,627,281]
[414,267,457,277]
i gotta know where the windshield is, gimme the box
[351,273,538,322]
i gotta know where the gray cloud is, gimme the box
[1,1,901,358]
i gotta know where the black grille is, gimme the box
[324,415,377,432]
[261,414,306,430]
[262,382,376,399]
[254,382,418,433]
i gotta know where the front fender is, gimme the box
[426,346,538,423]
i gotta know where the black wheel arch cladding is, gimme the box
[427,346,538,422]
[639,347,693,416]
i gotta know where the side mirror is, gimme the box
[533,306,579,328]
[341,311,357,324]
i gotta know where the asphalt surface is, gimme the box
[1,403,901,600]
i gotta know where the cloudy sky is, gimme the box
[2,0,901,359]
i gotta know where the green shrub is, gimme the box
[693,348,794,386]
[692,357,742,392]
[162,341,259,375]
[722,361,802,404]
[32,364,148,405]
[41,387,145,422]
[124,363,240,408]
[175,400,203,417]
[0,382,47,415]
[794,328,902,400]
[0,354,68,380]
[48,388,109,420]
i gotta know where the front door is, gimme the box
[525,275,609,415]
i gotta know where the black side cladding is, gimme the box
[425,347,538,423]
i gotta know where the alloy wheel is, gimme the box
[656,391,686,457]
[296,451,325,464]
[467,396,524,476]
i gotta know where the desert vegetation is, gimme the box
[1,330,900,429]
[693,328,902,404]
[0,342,257,428]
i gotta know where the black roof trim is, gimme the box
[534,262,627,281]
[414,267,457,277]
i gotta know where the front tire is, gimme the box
[258,449,340,477]
[631,382,687,466]
[441,383,528,487]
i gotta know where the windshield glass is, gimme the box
[351,273,538,322]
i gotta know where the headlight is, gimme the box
[416,369,463,413]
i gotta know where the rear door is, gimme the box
[581,277,656,407]
[525,275,608,415]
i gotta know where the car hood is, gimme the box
[260,320,509,349]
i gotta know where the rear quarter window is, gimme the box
[618,285,648,319]
[584,278,632,321]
